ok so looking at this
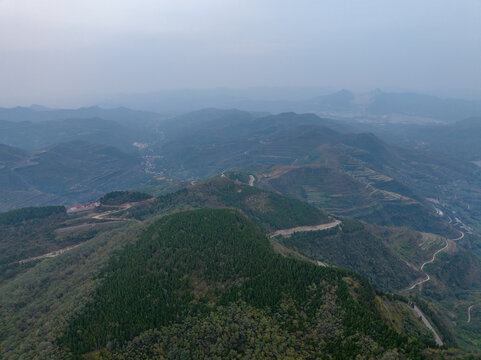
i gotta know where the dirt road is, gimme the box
[413,305,443,346]
[91,203,134,221]
[18,244,83,264]
[269,220,341,238]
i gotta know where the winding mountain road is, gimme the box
[405,229,466,345]
[407,230,464,291]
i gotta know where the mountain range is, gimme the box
[1,101,481,357]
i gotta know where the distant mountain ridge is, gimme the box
[0,105,163,124]
[0,117,158,152]
[99,88,481,121]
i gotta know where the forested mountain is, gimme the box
[1,176,480,357]
[0,205,123,284]
[3,0,481,356]
[154,110,479,188]
[0,142,150,211]
[1,176,466,358]
[2,106,481,357]
[59,209,431,358]
[275,219,424,291]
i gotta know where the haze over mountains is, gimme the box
[3,1,481,357]
[100,88,481,122]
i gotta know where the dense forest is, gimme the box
[1,176,479,358]
[59,209,430,358]
[0,205,65,225]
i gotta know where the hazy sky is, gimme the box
[1,0,480,106]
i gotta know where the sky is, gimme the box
[1,0,481,106]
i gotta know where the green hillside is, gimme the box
[127,176,331,233]
[2,104,481,357]
[0,179,477,358]
[144,110,474,234]
[0,205,123,284]
[248,165,454,236]
[275,219,424,291]
[59,209,428,358]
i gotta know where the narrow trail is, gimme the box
[407,230,464,291]
[18,243,83,264]
[468,304,478,323]
[269,220,341,238]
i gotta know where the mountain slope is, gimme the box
[0,178,477,358]
[0,105,162,124]
[151,111,479,234]
[0,142,151,211]
[127,176,331,233]
[59,209,427,358]
[275,219,424,291]
[246,164,454,236]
